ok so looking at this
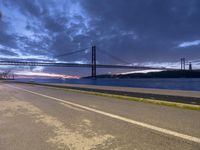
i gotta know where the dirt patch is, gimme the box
[0,100,114,150]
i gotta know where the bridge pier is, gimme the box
[91,45,96,78]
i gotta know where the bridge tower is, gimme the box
[91,45,96,78]
[189,62,192,71]
[181,58,186,70]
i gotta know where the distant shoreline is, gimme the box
[83,70,200,79]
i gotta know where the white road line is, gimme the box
[8,85,200,144]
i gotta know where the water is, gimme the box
[16,78,200,91]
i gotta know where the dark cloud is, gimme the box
[4,0,44,17]
[81,0,200,38]
[43,15,67,33]
[0,0,200,75]
[80,0,200,62]
[0,49,18,56]
[0,19,17,48]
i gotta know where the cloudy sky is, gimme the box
[0,0,200,77]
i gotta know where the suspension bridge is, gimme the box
[0,45,198,78]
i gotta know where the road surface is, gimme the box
[16,82,200,105]
[0,81,200,150]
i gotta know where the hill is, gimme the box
[84,70,200,78]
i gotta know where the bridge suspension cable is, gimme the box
[98,48,131,65]
[55,47,91,58]
[189,59,200,63]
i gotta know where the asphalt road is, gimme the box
[15,81,200,105]
[0,81,200,150]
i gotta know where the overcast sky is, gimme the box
[0,0,200,76]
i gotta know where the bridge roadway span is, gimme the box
[0,81,200,149]
[0,61,164,69]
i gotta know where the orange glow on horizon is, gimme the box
[15,71,80,79]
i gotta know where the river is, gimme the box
[16,78,200,91]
